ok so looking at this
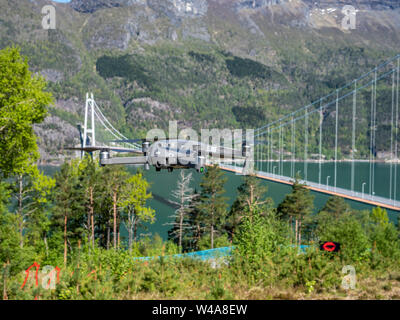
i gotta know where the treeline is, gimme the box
[2,160,400,299]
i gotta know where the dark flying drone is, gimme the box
[67,136,253,174]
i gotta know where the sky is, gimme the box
[52,0,71,3]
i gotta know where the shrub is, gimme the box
[197,234,231,251]
[232,212,290,285]
[315,213,370,263]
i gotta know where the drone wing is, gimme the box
[65,146,144,154]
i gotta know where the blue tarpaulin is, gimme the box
[134,245,312,262]
[134,246,233,262]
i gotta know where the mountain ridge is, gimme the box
[0,0,399,163]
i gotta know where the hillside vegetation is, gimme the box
[0,0,399,163]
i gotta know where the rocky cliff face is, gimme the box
[301,0,400,9]
[70,0,146,13]
[70,0,400,13]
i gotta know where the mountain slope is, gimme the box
[0,0,399,163]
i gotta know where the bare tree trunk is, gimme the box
[44,236,49,258]
[87,203,91,244]
[134,219,138,243]
[18,175,23,248]
[91,211,95,248]
[210,224,214,249]
[249,184,254,214]
[64,212,68,266]
[128,227,133,253]
[196,224,201,248]
[90,187,95,247]
[2,261,8,300]
[113,191,117,249]
[298,217,302,247]
[179,210,184,249]
[106,226,110,250]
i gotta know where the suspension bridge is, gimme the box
[77,54,400,212]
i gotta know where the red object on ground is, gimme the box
[21,262,40,289]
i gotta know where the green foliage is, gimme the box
[0,208,21,265]
[232,212,291,285]
[227,175,274,238]
[97,54,154,88]
[369,222,400,261]
[0,47,52,177]
[119,171,155,248]
[197,165,228,249]
[316,212,370,263]
[232,105,266,127]
[371,207,389,226]
[277,178,314,221]
[52,159,86,265]
[318,196,351,219]
[188,51,216,64]
[197,234,231,251]
[225,56,285,82]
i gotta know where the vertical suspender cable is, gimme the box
[294,119,296,178]
[351,80,357,193]
[395,59,399,203]
[292,116,295,178]
[271,127,274,174]
[257,137,259,171]
[369,77,374,195]
[261,133,264,172]
[372,69,377,196]
[305,107,308,181]
[281,125,283,176]
[279,124,282,175]
[390,71,395,201]
[319,98,323,185]
[335,90,339,190]
[267,128,270,173]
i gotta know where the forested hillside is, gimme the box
[0,0,399,163]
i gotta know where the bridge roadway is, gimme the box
[219,164,400,212]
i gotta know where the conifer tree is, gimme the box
[277,178,314,246]
[53,160,85,265]
[11,166,55,248]
[227,175,273,238]
[197,165,228,249]
[318,196,351,219]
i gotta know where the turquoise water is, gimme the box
[40,162,400,241]
[255,161,400,200]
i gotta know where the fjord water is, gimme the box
[41,162,400,241]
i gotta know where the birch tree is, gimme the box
[103,165,128,249]
[119,171,154,252]
[0,47,52,178]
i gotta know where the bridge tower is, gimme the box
[83,92,96,148]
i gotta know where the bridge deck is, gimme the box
[219,165,400,212]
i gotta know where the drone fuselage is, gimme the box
[100,139,208,173]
